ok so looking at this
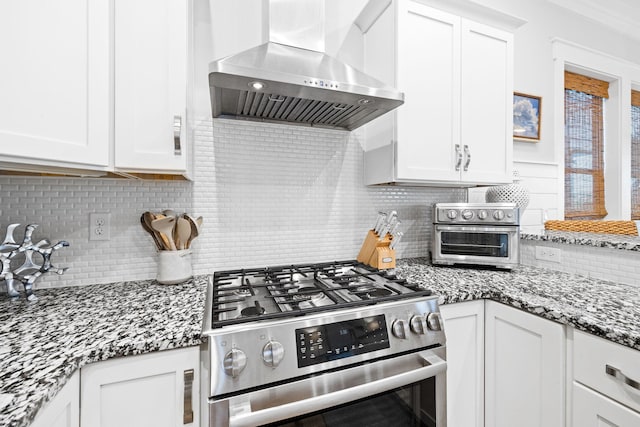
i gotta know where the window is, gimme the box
[632,90,640,219]
[564,71,609,219]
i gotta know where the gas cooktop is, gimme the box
[210,260,432,328]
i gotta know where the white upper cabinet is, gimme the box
[0,0,189,178]
[0,1,110,172]
[363,0,520,186]
[114,0,188,175]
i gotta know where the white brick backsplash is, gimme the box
[521,240,640,287]
[1,118,465,289]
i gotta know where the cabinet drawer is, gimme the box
[573,330,640,412]
[573,383,640,426]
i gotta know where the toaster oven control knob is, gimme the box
[461,209,474,220]
[426,313,442,331]
[410,315,427,335]
[477,210,488,220]
[391,319,409,339]
[493,210,505,221]
[223,348,247,378]
[446,210,458,220]
[262,341,285,367]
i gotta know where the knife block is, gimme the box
[357,230,396,270]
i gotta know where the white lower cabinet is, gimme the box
[30,372,80,427]
[571,329,640,426]
[485,301,565,427]
[573,383,640,426]
[440,300,485,427]
[80,347,199,427]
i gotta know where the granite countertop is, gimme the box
[2,259,640,427]
[521,230,640,251]
[0,277,207,427]
[396,258,640,350]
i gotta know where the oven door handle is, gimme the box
[223,351,446,427]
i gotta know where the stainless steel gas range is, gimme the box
[201,261,447,427]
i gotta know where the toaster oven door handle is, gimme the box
[217,350,446,427]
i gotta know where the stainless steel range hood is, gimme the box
[209,0,404,131]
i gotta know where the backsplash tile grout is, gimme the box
[1,118,465,289]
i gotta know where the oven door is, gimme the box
[210,348,446,427]
[432,225,519,268]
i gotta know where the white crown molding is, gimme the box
[548,0,640,42]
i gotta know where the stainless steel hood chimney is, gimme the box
[208,0,404,131]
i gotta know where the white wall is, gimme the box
[470,0,640,227]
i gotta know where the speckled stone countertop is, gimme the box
[521,230,640,251]
[396,258,640,350]
[0,277,207,427]
[3,259,640,427]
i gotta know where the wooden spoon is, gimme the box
[140,213,163,251]
[183,214,200,248]
[174,217,191,250]
[151,216,177,250]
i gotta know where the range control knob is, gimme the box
[461,210,474,220]
[410,315,427,335]
[391,319,409,339]
[446,210,458,220]
[493,210,505,221]
[223,348,247,378]
[426,313,442,331]
[477,210,488,220]
[262,341,285,367]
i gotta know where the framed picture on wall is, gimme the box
[513,92,541,141]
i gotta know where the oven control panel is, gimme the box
[295,315,389,367]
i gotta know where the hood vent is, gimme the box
[209,1,404,131]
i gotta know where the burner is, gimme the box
[240,306,265,317]
[234,288,252,297]
[290,286,321,301]
[365,288,393,299]
[240,302,265,317]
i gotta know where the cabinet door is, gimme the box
[0,1,109,169]
[460,20,512,185]
[440,300,484,427]
[30,372,79,427]
[395,1,461,182]
[114,0,188,173]
[81,347,199,427]
[573,383,640,427]
[485,301,565,427]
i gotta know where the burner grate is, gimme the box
[210,260,432,328]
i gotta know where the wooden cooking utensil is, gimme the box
[151,216,177,250]
[183,214,200,248]
[140,213,163,251]
[175,217,192,250]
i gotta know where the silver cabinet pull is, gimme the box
[183,369,194,424]
[463,145,471,171]
[174,115,182,155]
[455,144,462,171]
[606,365,640,390]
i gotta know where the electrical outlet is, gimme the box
[89,212,110,241]
[535,246,561,263]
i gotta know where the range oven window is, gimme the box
[441,231,509,257]
[261,377,437,427]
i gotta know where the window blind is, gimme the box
[564,71,609,219]
[631,90,640,219]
